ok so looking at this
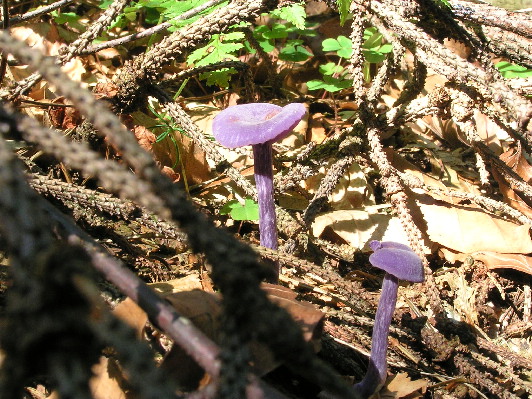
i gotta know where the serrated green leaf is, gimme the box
[271,4,307,29]
[337,0,351,25]
[220,199,259,221]
[200,68,237,87]
[222,31,246,41]
[186,34,244,67]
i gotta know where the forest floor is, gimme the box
[0,1,531,399]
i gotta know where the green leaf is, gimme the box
[220,199,259,221]
[288,27,318,37]
[363,49,386,63]
[261,23,288,39]
[187,33,244,67]
[337,0,351,26]
[200,68,237,87]
[252,26,276,51]
[99,0,115,8]
[363,30,383,50]
[258,38,275,52]
[279,40,312,62]
[379,43,393,53]
[495,61,532,78]
[363,27,377,41]
[435,0,451,9]
[322,36,352,58]
[307,75,352,92]
[319,62,344,76]
[271,4,307,29]
[322,38,342,52]
[51,11,84,30]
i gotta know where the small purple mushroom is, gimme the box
[212,103,305,269]
[354,241,424,398]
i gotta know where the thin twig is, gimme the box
[0,0,73,25]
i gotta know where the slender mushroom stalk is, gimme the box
[354,241,424,398]
[212,103,306,277]
[252,141,277,249]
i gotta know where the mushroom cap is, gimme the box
[212,103,306,148]
[368,241,424,282]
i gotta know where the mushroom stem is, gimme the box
[354,273,399,398]
[252,142,278,252]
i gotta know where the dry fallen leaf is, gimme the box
[304,161,375,211]
[436,268,479,325]
[113,298,149,339]
[473,252,532,275]
[90,356,129,399]
[114,276,323,388]
[311,209,412,251]
[418,199,532,254]
[492,143,532,218]
[48,97,82,130]
[379,372,428,399]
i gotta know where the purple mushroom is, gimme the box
[354,241,424,398]
[212,103,305,262]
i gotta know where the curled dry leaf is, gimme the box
[417,198,532,254]
[48,97,82,130]
[473,252,532,275]
[311,209,412,251]
[492,142,532,218]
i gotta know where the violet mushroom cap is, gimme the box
[212,103,306,148]
[368,241,424,283]
[354,241,424,398]
[212,103,305,281]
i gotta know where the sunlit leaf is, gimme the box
[220,198,259,220]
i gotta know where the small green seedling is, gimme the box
[307,29,393,93]
[148,104,190,192]
[220,198,259,221]
[307,35,354,92]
